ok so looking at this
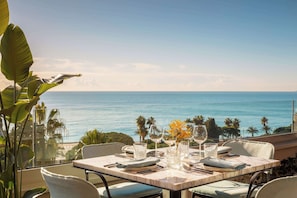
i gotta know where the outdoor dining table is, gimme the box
[73,148,280,198]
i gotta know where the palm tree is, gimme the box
[223,118,241,139]
[224,118,233,127]
[232,118,240,129]
[136,116,147,142]
[263,125,271,135]
[261,117,270,135]
[44,109,67,162]
[193,115,204,125]
[185,118,192,123]
[261,117,268,127]
[247,126,258,137]
[80,129,107,145]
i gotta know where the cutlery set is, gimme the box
[104,161,213,175]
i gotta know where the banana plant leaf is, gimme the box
[0,85,21,109]
[0,97,39,123]
[0,159,14,188]
[0,23,33,84]
[0,0,9,35]
[17,144,34,169]
[28,74,81,98]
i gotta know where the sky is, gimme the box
[1,0,297,91]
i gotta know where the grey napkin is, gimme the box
[218,146,232,154]
[116,157,160,168]
[121,145,134,154]
[201,157,246,170]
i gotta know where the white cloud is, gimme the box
[23,57,297,92]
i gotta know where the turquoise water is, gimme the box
[40,91,297,142]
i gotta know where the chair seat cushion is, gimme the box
[98,182,162,198]
[189,180,259,198]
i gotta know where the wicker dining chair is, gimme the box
[81,142,163,198]
[189,139,275,198]
[255,175,297,198]
[41,167,100,198]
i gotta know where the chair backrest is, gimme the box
[40,168,100,198]
[82,142,125,158]
[255,175,297,198]
[223,139,275,159]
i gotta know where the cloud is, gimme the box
[26,57,297,92]
[30,57,241,91]
[32,57,94,74]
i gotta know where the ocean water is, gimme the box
[39,91,297,142]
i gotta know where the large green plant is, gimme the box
[0,0,80,197]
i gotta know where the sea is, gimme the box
[39,91,297,143]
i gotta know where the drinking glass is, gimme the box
[149,124,163,157]
[184,122,195,141]
[162,128,176,147]
[192,125,208,159]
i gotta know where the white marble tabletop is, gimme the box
[73,148,280,198]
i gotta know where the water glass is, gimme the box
[133,142,147,160]
[178,140,190,159]
[166,147,181,170]
[204,143,218,158]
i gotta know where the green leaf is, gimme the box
[0,136,4,143]
[0,97,38,123]
[28,79,57,98]
[0,165,14,189]
[0,24,33,84]
[0,0,9,35]
[7,101,29,123]
[28,74,81,97]
[17,144,34,169]
[1,85,21,109]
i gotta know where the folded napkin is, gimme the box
[201,157,246,170]
[217,146,232,154]
[116,157,160,168]
[121,145,134,154]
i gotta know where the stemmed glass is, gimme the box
[192,125,208,160]
[184,122,195,140]
[149,124,163,157]
[162,128,176,148]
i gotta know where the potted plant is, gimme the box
[0,0,80,197]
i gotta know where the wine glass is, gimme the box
[184,122,195,140]
[162,128,176,148]
[149,124,163,157]
[192,125,208,159]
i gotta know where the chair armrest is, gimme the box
[246,170,271,198]
[85,170,112,198]
[32,190,49,198]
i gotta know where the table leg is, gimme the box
[170,190,181,198]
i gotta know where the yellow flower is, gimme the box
[168,120,192,142]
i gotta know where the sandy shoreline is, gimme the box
[56,142,78,160]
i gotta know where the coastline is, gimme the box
[41,91,297,143]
